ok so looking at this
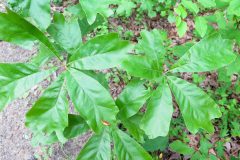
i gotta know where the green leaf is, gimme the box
[26,74,68,135]
[28,0,51,29]
[63,114,89,139]
[171,33,237,72]
[218,55,240,81]
[141,81,173,138]
[122,29,166,80]
[167,76,222,133]
[30,114,90,145]
[195,16,208,37]
[121,114,145,142]
[225,55,240,75]
[220,29,240,45]
[30,44,54,66]
[168,12,176,23]
[79,0,113,24]
[197,0,216,8]
[79,15,105,36]
[169,140,194,155]
[209,154,218,160]
[176,16,182,27]
[8,0,51,29]
[177,21,188,37]
[116,79,150,120]
[199,138,212,155]
[136,29,167,62]
[0,8,60,58]
[216,141,225,158]
[214,11,227,29]
[191,152,203,160]
[143,136,169,152]
[68,33,133,70]
[174,5,187,19]
[215,0,230,8]
[112,129,152,160]
[77,129,111,160]
[0,8,33,48]
[227,0,240,16]
[47,12,82,53]
[172,42,194,57]
[67,4,105,36]
[85,71,109,90]
[122,55,163,80]
[182,0,199,14]
[0,63,55,111]
[31,132,59,146]
[115,0,136,17]
[139,0,156,18]
[8,0,30,16]
[66,68,118,133]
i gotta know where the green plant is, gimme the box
[121,29,237,137]
[107,0,240,38]
[1,0,239,159]
[1,3,149,160]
